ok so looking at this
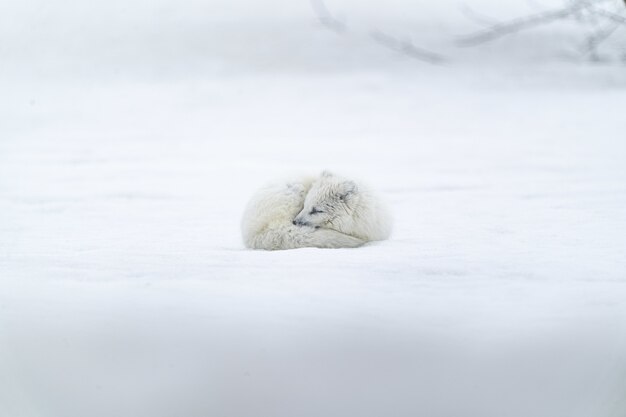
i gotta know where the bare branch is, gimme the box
[582,21,621,59]
[588,6,626,23]
[310,0,346,33]
[310,0,446,64]
[457,3,588,46]
[370,31,446,64]
[456,0,625,61]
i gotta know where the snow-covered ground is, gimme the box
[1,1,626,416]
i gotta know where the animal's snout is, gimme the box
[293,218,307,226]
[292,220,297,225]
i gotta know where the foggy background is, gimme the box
[1,0,626,416]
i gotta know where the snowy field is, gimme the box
[1,1,626,416]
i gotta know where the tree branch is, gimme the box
[369,31,446,64]
[588,6,626,23]
[457,3,588,46]
[310,0,346,33]
[310,0,446,64]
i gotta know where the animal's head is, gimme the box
[293,171,358,229]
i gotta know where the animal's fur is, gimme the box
[241,171,392,250]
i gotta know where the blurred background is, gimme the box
[1,1,626,416]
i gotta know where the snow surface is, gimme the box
[1,0,626,416]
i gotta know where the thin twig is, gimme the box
[370,31,446,64]
[310,0,446,64]
[310,0,346,33]
[588,6,626,23]
[582,21,621,59]
[457,2,588,46]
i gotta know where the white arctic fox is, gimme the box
[241,171,392,250]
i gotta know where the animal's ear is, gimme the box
[321,170,333,178]
[339,181,357,200]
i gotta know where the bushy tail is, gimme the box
[245,225,365,250]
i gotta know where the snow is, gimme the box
[1,0,626,416]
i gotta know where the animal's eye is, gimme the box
[310,207,324,215]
